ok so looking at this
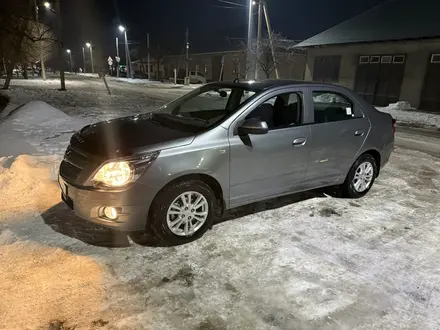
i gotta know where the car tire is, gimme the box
[341,153,378,198]
[147,180,216,246]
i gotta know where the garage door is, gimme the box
[420,54,440,112]
[354,55,405,106]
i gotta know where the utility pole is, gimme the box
[185,28,189,85]
[246,0,254,80]
[147,33,151,80]
[115,37,119,77]
[55,0,66,90]
[124,30,132,78]
[263,1,279,79]
[34,0,46,80]
[82,47,86,73]
[255,0,263,80]
[90,46,94,74]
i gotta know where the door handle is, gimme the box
[292,137,307,146]
[354,130,364,136]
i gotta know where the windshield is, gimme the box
[152,84,258,131]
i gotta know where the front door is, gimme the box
[228,89,311,208]
[306,90,370,186]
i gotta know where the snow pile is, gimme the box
[382,101,416,111]
[377,102,440,129]
[0,101,87,156]
[112,78,156,85]
[0,155,61,213]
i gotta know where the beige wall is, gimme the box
[304,39,440,107]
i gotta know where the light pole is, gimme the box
[115,37,120,78]
[82,46,86,73]
[246,0,254,80]
[66,49,72,73]
[86,42,94,74]
[33,1,51,80]
[119,25,132,78]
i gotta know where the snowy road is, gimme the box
[0,76,440,329]
[396,126,440,158]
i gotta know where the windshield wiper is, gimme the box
[176,115,209,125]
[155,113,209,125]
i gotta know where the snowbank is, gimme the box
[377,102,440,129]
[0,101,87,156]
[381,101,415,111]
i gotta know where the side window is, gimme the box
[312,91,355,123]
[245,92,303,130]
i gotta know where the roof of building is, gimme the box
[294,0,440,48]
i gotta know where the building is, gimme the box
[295,0,440,111]
[162,38,306,82]
[130,57,163,80]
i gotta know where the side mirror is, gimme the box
[237,118,269,135]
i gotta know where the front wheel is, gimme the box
[340,154,378,198]
[147,180,216,246]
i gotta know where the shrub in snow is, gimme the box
[0,93,10,114]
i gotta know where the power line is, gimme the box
[216,0,246,7]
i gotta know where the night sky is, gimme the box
[56,0,387,66]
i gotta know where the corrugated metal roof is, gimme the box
[294,0,440,48]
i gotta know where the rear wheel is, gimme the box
[140,180,216,246]
[341,154,378,198]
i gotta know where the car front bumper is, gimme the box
[58,176,156,231]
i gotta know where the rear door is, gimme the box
[228,88,311,207]
[305,88,370,187]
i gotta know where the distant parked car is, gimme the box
[133,71,147,79]
[175,70,206,84]
[59,80,395,245]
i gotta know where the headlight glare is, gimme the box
[93,161,133,187]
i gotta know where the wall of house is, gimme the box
[304,39,440,107]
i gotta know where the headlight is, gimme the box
[93,161,133,187]
[92,152,159,187]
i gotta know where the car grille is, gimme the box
[59,145,89,182]
[59,160,82,181]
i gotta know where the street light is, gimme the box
[85,43,94,74]
[44,1,50,8]
[118,25,132,78]
[66,49,72,73]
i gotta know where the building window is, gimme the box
[370,56,380,64]
[430,54,440,63]
[313,55,341,82]
[393,55,405,64]
[359,56,370,64]
[381,55,392,64]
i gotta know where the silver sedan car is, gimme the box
[59,80,395,245]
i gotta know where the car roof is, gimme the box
[208,79,339,91]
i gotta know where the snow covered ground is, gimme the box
[0,77,440,329]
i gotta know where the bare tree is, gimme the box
[237,32,300,80]
[0,0,56,89]
[150,45,166,81]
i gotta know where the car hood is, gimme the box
[70,113,196,158]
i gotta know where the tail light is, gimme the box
[392,118,396,135]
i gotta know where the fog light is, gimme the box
[103,207,118,220]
